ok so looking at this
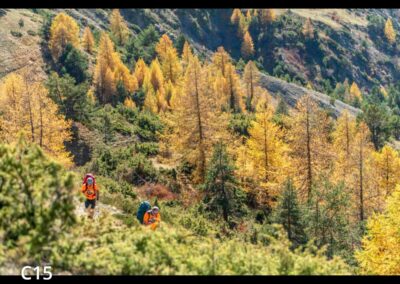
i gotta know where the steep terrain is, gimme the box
[1,8,385,115]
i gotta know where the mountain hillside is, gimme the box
[1,8,400,276]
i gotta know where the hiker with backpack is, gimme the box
[143,206,161,230]
[81,173,99,219]
[136,201,161,230]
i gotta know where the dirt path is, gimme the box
[74,198,125,220]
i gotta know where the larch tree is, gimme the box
[246,98,289,200]
[109,9,130,46]
[356,185,400,275]
[289,94,332,201]
[243,60,260,111]
[332,111,358,183]
[93,32,117,103]
[93,32,136,104]
[302,18,314,39]
[82,26,95,54]
[371,145,400,199]
[241,31,255,59]
[171,56,229,183]
[0,73,72,165]
[224,63,245,113]
[231,9,243,25]
[349,82,362,101]
[134,58,149,88]
[155,34,182,84]
[211,46,232,77]
[259,9,276,25]
[181,41,193,70]
[352,122,375,222]
[384,18,396,44]
[49,12,80,61]
[123,97,136,109]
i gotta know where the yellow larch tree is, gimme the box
[82,26,95,54]
[224,63,245,113]
[124,97,136,109]
[246,98,289,201]
[134,58,149,88]
[349,82,362,101]
[243,60,260,111]
[109,9,130,45]
[231,9,243,25]
[171,56,229,183]
[356,185,400,275]
[93,32,117,103]
[181,41,194,70]
[384,18,396,44]
[351,122,375,222]
[237,14,249,39]
[332,111,358,184]
[93,32,136,103]
[211,46,232,77]
[302,18,314,39]
[155,34,182,84]
[371,144,400,199]
[0,73,72,165]
[49,12,80,61]
[289,94,333,201]
[241,31,255,59]
[259,9,276,25]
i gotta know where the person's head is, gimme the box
[87,177,93,185]
[152,206,159,214]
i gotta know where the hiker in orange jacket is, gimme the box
[81,174,99,219]
[143,206,161,230]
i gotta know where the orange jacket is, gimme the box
[143,211,161,225]
[81,183,98,200]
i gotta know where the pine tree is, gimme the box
[49,12,80,61]
[274,178,307,248]
[356,185,400,275]
[0,139,75,262]
[243,60,260,111]
[46,72,90,122]
[82,26,95,54]
[384,18,396,44]
[302,18,314,39]
[289,95,332,201]
[241,31,255,59]
[305,178,352,258]
[109,9,130,45]
[0,72,72,165]
[203,141,247,225]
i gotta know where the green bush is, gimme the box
[51,215,350,275]
[10,30,22,37]
[0,139,76,264]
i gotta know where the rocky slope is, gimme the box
[3,8,399,115]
